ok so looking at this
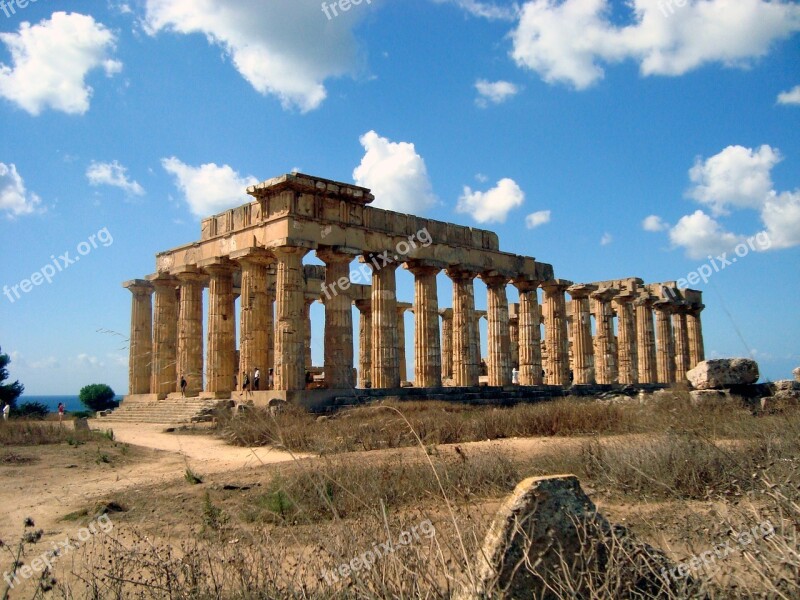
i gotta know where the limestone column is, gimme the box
[203,261,236,396]
[396,305,408,383]
[234,250,272,390]
[634,294,658,384]
[542,280,571,386]
[672,305,691,381]
[687,303,706,368]
[176,269,205,396]
[567,284,597,385]
[369,259,400,389]
[265,267,276,374]
[408,263,442,388]
[447,268,479,386]
[355,300,372,388]
[318,248,357,389]
[303,296,315,370]
[613,291,638,385]
[591,288,618,385]
[509,305,520,368]
[483,275,513,386]
[439,308,453,381]
[148,275,178,398]
[123,280,153,395]
[654,300,677,384]
[471,312,484,377]
[513,280,543,385]
[273,245,309,391]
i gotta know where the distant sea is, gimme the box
[16,395,123,413]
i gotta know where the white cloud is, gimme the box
[77,353,105,369]
[510,0,800,90]
[662,145,800,258]
[144,0,370,112]
[0,12,121,115]
[86,161,145,197]
[642,214,669,232]
[777,84,800,105]
[353,131,437,214]
[669,210,743,259]
[0,163,41,217]
[525,209,551,229]
[687,144,780,216]
[457,178,525,223]
[600,232,613,246]
[162,157,258,217]
[433,0,519,21]
[475,79,520,107]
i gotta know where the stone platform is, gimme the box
[97,395,223,424]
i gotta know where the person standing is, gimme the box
[57,402,65,424]
[268,368,274,390]
[180,374,187,397]
[254,367,261,391]
[243,372,251,398]
[512,367,519,385]
[2,403,9,421]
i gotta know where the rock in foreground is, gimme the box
[687,358,759,390]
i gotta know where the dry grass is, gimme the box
[0,419,95,446]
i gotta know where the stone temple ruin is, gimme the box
[121,173,705,410]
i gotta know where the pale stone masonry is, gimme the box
[123,173,705,402]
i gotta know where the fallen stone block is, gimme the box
[772,380,800,392]
[793,367,800,383]
[687,358,759,390]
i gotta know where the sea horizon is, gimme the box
[14,395,124,413]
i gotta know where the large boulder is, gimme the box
[455,475,694,599]
[687,358,759,390]
[794,367,800,383]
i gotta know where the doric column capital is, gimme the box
[405,259,445,277]
[654,299,679,314]
[439,308,453,320]
[590,287,618,302]
[481,273,510,290]
[146,273,178,291]
[633,293,657,308]
[230,247,274,267]
[354,299,372,314]
[174,266,208,286]
[446,266,478,282]
[613,290,636,305]
[567,283,599,299]
[123,279,153,296]
[688,303,705,315]
[317,246,360,265]
[512,278,542,293]
[541,279,572,295]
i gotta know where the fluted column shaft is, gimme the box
[410,265,442,388]
[274,246,309,391]
[542,282,570,386]
[176,272,205,395]
[150,277,178,397]
[440,309,453,381]
[238,257,270,388]
[673,307,691,381]
[396,307,408,383]
[303,298,314,370]
[205,264,236,395]
[655,302,676,384]
[484,276,512,386]
[514,281,543,385]
[319,250,355,389]
[568,285,596,385]
[509,315,520,369]
[448,269,479,386]
[370,261,400,389]
[355,300,372,388]
[687,305,706,368]
[592,289,617,385]
[634,296,657,384]
[613,293,638,384]
[124,280,153,395]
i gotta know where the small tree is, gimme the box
[0,346,24,410]
[79,384,118,412]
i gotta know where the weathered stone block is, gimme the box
[773,380,800,392]
[794,367,800,383]
[687,358,759,390]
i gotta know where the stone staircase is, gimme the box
[96,396,225,424]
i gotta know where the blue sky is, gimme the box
[1,0,798,395]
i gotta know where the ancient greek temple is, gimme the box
[122,173,705,406]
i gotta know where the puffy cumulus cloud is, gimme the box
[432,0,519,21]
[656,145,800,258]
[162,157,258,217]
[86,161,145,197]
[0,163,41,218]
[777,84,800,105]
[525,209,551,228]
[353,131,437,214]
[688,145,780,216]
[642,214,669,231]
[144,0,370,112]
[457,178,525,223]
[0,12,121,115]
[510,0,800,90]
[475,79,520,107]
